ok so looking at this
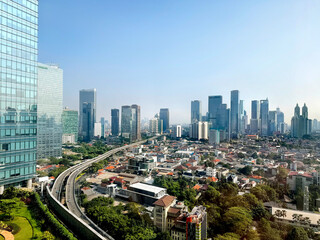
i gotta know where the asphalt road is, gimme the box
[50,137,158,239]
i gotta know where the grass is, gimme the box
[1,202,43,239]
[4,216,32,240]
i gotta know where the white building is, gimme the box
[62,134,76,144]
[94,122,102,137]
[206,167,217,177]
[190,121,208,140]
[171,125,182,138]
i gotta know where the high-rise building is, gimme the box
[276,108,284,132]
[121,105,140,141]
[209,129,220,145]
[160,108,169,132]
[111,109,120,136]
[62,108,78,144]
[250,100,260,135]
[37,63,63,159]
[100,117,105,138]
[121,106,133,140]
[79,89,96,141]
[239,100,247,134]
[230,90,239,138]
[131,104,141,140]
[94,122,102,138]
[191,100,202,123]
[291,103,311,138]
[260,99,269,136]
[0,0,39,192]
[171,125,182,139]
[149,117,159,135]
[268,111,277,136]
[190,121,208,140]
[208,96,222,128]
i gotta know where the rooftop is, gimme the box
[154,195,176,207]
[130,183,166,194]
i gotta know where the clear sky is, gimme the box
[38,0,320,124]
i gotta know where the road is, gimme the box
[50,137,158,239]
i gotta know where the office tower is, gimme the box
[121,105,140,141]
[260,99,269,136]
[268,111,277,136]
[239,100,247,134]
[251,100,260,135]
[100,117,105,138]
[312,119,319,132]
[209,129,220,145]
[160,108,169,132]
[191,100,202,123]
[79,89,96,141]
[94,122,102,137]
[0,0,38,192]
[62,108,79,144]
[149,117,159,135]
[171,125,182,138]
[121,106,132,139]
[218,104,230,134]
[251,100,260,119]
[208,96,222,128]
[111,109,120,136]
[230,90,239,138]
[190,121,208,140]
[291,103,311,138]
[37,63,63,159]
[131,104,141,140]
[276,108,284,132]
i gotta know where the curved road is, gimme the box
[50,137,158,239]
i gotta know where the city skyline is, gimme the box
[38,0,320,124]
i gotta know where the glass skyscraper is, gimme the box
[111,108,119,136]
[37,63,63,159]
[0,0,38,191]
[160,108,169,132]
[79,89,96,141]
[230,90,239,138]
[260,99,269,136]
[191,100,202,123]
[208,96,222,128]
[62,108,78,144]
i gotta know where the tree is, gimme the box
[286,227,308,240]
[154,231,172,240]
[223,207,253,237]
[41,231,55,240]
[238,166,252,175]
[214,233,240,240]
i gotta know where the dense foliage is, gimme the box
[0,187,76,240]
[84,197,170,240]
[153,176,197,208]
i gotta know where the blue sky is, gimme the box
[38,0,320,124]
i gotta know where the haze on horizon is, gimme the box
[38,0,320,124]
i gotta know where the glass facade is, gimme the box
[62,108,78,142]
[79,89,96,141]
[37,63,63,159]
[0,0,38,187]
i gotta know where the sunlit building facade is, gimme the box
[0,0,38,192]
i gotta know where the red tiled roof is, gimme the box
[153,195,175,207]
